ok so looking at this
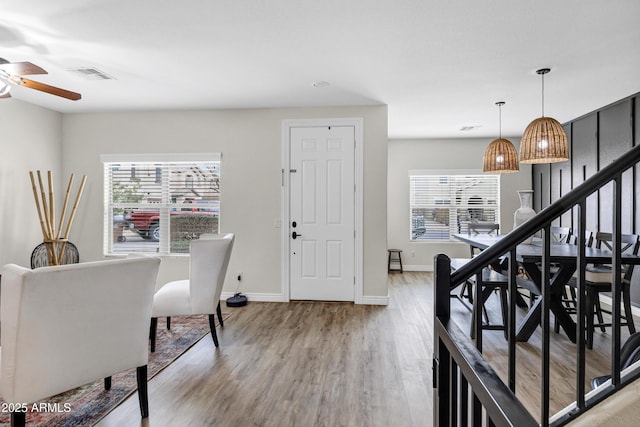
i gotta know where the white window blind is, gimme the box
[409,172,500,241]
[102,154,221,255]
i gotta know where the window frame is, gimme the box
[409,170,500,242]
[101,153,221,256]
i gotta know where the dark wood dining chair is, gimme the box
[555,230,594,333]
[459,222,500,303]
[568,230,594,247]
[550,226,572,244]
[467,222,500,240]
[567,232,639,349]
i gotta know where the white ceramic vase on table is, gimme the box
[513,190,536,244]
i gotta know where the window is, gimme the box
[102,153,221,255]
[409,171,500,241]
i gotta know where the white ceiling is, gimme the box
[1,0,639,139]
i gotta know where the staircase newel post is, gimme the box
[433,253,452,426]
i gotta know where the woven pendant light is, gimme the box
[483,101,519,173]
[520,68,568,164]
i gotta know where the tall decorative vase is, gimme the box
[513,190,536,244]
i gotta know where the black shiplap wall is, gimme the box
[571,114,599,231]
[532,93,640,303]
[598,100,633,233]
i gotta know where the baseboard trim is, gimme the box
[221,291,285,303]
[221,291,389,306]
[402,265,432,272]
[360,295,389,306]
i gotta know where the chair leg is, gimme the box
[569,287,578,306]
[556,286,574,334]
[623,285,636,334]
[104,376,112,390]
[136,365,149,418]
[594,296,606,332]
[470,286,494,339]
[460,281,473,303]
[150,317,158,352]
[208,314,219,347]
[166,316,171,330]
[217,301,224,327]
[499,287,509,340]
[586,290,595,349]
[11,411,26,427]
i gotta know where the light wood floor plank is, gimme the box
[97,272,623,426]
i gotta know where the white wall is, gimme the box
[62,106,388,302]
[0,99,62,267]
[387,137,531,270]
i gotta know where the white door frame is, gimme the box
[281,118,364,304]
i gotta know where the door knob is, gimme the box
[292,231,302,239]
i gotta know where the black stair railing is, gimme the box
[434,142,640,426]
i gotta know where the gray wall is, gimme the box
[0,99,62,267]
[62,106,389,302]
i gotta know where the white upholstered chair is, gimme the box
[0,256,161,427]
[150,233,234,352]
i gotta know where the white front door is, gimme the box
[289,125,355,301]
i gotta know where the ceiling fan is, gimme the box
[0,58,81,101]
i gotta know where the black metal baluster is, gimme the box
[451,360,458,425]
[472,391,481,425]
[474,269,483,353]
[541,224,551,426]
[508,248,517,392]
[612,174,622,385]
[461,376,469,426]
[576,200,587,409]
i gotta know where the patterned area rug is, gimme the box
[0,314,229,426]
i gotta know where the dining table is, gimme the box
[452,233,640,343]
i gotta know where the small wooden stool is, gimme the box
[387,249,403,273]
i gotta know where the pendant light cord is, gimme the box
[495,101,505,139]
[498,103,502,138]
[541,72,545,117]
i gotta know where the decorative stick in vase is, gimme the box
[29,171,50,245]
[55,174,75,264]
[36,171,53,240]
[48,171,55,241]
[58,175,86,265]
[55,174,74,241]
[36,171,58,264]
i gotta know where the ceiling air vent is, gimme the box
[67,67,115,80]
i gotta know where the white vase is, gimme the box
[513,190,536,244]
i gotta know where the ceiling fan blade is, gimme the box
[19,78,81,101]
[0,61,48,75]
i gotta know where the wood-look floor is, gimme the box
[97,272,627,426]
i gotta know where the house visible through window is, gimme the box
[102,153,221,255]
[409,171,500,241]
